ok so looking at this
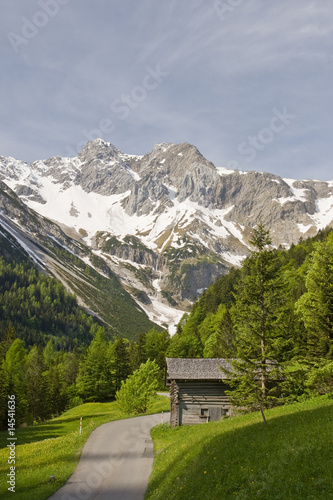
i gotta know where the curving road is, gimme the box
[48,412,168,500]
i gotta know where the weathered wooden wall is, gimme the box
[170,380,231,426]
[170,380,179,427]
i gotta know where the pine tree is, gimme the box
[0,324,17,429]
[45,363,68,416]
[25,345,49,423]
[43,340,68,416]
[76,328,113,402]
[129,332,147,372]
[229,224,284,414]
[296,232,333,358]
[1,339,28,427]
[144,329,170,371]
[202,305,235,357]
[110,338,131,393]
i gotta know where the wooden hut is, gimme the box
[165,358,234,427]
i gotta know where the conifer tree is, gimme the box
[129,332,147,372]
[228,224,284,414]
[110,338,131,393]
[43,340,68,416]
[0,324,17,429]
[197,304,235,357]
[1,339,28,427]
[76,327,112,402]
[144,329,170,371]
[296,232,333,358]
[25,345,49,423]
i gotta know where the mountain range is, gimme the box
[1,139,333,334]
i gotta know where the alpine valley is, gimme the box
[1,139,333,335]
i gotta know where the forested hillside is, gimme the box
[0,226,170,428]
[168,226,333,361]
[0,228,101,349]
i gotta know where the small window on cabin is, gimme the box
[200,408,209,417]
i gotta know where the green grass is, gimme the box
[0,396,170,500]
[146,396,333,500]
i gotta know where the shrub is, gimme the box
[116,359,159,414]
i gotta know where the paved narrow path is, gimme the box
[48,412,168,500]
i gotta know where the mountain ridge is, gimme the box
[1,139,333,332]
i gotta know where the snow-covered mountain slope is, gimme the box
[0,181,160,338]
[1,139,333,327]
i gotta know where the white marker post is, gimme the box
[80,417,82,434]
[161,411,164,424]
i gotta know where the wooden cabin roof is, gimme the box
[165,358,233,381]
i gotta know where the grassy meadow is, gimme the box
[0,396,169,500]
[146,396,333,500]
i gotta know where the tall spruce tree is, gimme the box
[76,327,113,402]
[1,339,28,427]
[0,324,17,429]
[25,345,49,423]
[110,338,131,393]
[228,224,284,415]
[296,232,333,358]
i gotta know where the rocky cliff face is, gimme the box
[1,139,333,330]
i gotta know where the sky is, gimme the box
[1,0,333,181]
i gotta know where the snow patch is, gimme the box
[298,223,313,234]
[282,178,309,202]
[223,252,246,267]
[139,298,185,336]
[216,166,235,176]
[124,164,140,181]
[312,196,333,229]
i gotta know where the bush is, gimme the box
[306,361,333,395]
[116,359,160,414]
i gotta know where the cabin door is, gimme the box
[209,407,222,421]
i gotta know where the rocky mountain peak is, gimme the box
[78,138,120,163]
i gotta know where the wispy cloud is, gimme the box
[1,0,333,180]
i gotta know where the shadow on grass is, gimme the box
[146,403,333,500]
[0,413,110,448]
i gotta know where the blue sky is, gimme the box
[1,0,333,180]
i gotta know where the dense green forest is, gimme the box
[0,229,101,349]
[0,326,170,429]
[169,226,333,360]
[0,257,98,349]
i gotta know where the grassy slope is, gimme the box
[146,396,333,500]
[0,397,170,500]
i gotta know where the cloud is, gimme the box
[1,0,333,180]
